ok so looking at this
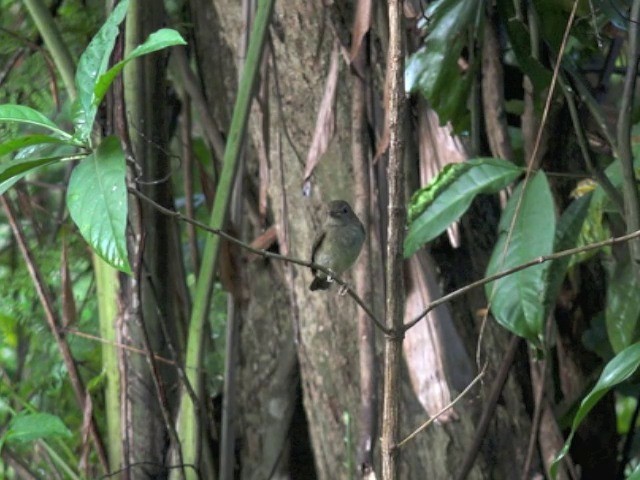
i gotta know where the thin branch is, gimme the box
[133,187,640,340]
[455,335,521,480]
[397,364,486,449]
[131,188,389,334]
[62,328,198,368]
[563,57,618,154]
[404,227,640,332]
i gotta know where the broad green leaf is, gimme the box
[551,342,640,478]
[74,0,129,141]
[0,156,66,195]
[405,0,482,129]
[404,158,523,257]
[543,194,591,315]
[4,412,71,445]
[485,172,555,345]
[0,134,79,158]
[93,29,186,108]
[497,0,553,92]
[67,136,131,273]
[606,262,640,353]
[0,105,73,140]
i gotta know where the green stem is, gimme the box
[173,1,276,478]
[22,0,77,99]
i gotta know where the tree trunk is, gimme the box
[119,1,188,476]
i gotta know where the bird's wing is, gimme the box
[310,230,326,275]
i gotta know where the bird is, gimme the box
[309,199,365,291]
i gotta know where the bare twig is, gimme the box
[397,364,486,449]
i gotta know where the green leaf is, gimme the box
[0,156,65,195]
[67,136,131,273]
[404,158,523,257]
[4,412,72,445]
[551,342,640,478]
[503,16,552,92]
[0,105,73,140]
[0,134,79,159]
[93,29,186,108]
[572,155,640,266]
[74,0,129,141]
[405,0,482,129]
[543,194,591,315]
[485,172,555,345]
[606,262,640,353]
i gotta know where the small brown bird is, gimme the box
[309,200,365,291]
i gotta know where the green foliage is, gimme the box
[0,155,67,195]
[404,158,523,256]
[0,230,98,473]
[67,135,131,273]
[0,3,188,475]
[93,28,186,114]
[403,0,640,475]
[74,0,130,142]
[552,343,640,477]
[485,172,555,345]
[1,412,72,448]
[0,9,186,273]
[0,104,75,141]
[498,0,552,93]
[405,0,482,130]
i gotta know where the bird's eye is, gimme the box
[342,207,348,214]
